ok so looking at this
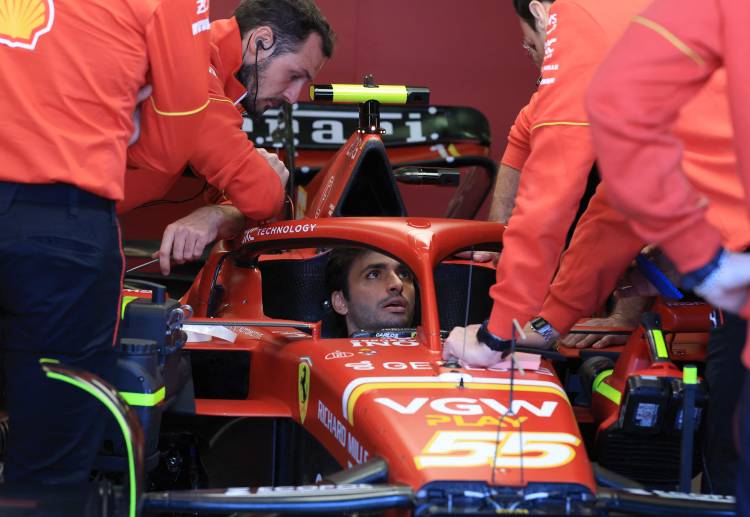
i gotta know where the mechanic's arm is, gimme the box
[487,164,520,225]
[187,86,287,220]
[537,186,646,335]
[127,0,210,175]
[587,0,750,313]
[156,204,245,275]
[488,98,534,224]
[558,295,649,349]
[444,2,608,365]
[155,146,290,274]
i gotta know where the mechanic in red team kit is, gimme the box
[123,0,334,276]
[521,68,748,495]
[0,0,209,492]
[585,0,750,509]
[442,0,650,363]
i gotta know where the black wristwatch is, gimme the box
[476,320,513,353]
[530,316,556,344]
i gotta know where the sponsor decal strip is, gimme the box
[341,376,569,425]
[317,400,370,464]
[243,223,318,243]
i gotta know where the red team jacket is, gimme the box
[587,0,750,365]
[0,0,210,201]
[487,0,650,339]
[533,71,749,334]
[121,17,285,221]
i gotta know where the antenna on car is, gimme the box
[491,319,526,488]
[280,104,297,219]
[460,247,476,363]
[310,74,430,135]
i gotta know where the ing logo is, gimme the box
[0,0,55,50]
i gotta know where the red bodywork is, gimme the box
[181,217,596,494]
[169,122,715,500]
[110,96,723,513]
[591,302,712,435]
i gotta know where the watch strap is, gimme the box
[476,320,513,353]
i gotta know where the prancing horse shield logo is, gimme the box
[298,362,311,423]
[0,0,55,51]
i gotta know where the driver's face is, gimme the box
[335,251,416,335]
[242,33,327,116]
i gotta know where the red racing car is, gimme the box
[7,81,736,517]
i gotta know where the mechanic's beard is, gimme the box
[236,59,268,122]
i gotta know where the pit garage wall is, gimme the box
[210,0,538,217]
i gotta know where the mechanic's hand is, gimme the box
[559,316,629,349]
[156,205,244,275]
[694,251,750,314]
[257,148,290,189]
[453,250,500,264]
[559,294,645,349]
[442,324,503,368]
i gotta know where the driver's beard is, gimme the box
[236,57,268,122]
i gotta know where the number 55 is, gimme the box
[415,431,580,469]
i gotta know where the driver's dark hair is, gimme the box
[513,0,555,29]
[325,247,366,300]
[235,0,335,59]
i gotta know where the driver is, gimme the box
[325,248,416,336]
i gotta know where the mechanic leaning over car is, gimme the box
[584,0,750,509]
[0,0,209,493]
[326,248,417,337]
[442,0,650,362]
[516,67,748,495]
[122,0,334,276]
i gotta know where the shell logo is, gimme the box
[0,0,55,51]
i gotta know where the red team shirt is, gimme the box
[0,0,210,201]
[121,17,285,221]
[487,0,650,339]
[530,71,748,334]
[587,0,750,365]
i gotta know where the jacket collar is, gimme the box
[210,17,248,105]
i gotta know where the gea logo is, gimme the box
[374,397,558,417]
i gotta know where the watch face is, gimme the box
[531,317,548,331]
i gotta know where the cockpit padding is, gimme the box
[258,251,344,337]
[434,262,496,331]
